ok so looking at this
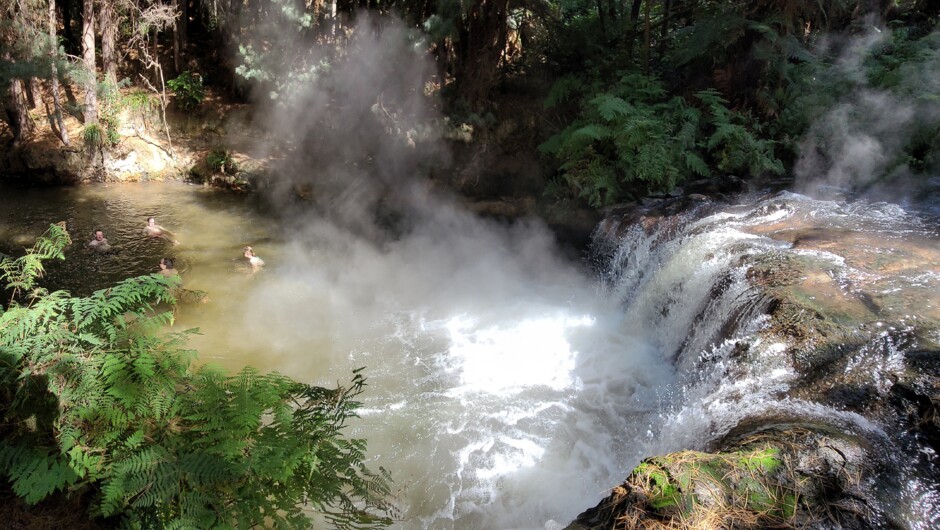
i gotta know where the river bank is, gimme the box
[0,85,606,255]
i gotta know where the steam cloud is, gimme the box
[206,12,628,529]
[225,10,597,336]
[794,24,940,204]
[235,12,447,240]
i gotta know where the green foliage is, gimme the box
[0,1,51,91]
[118,89,161,131]
[0,227,394,529]
[206,149,237,174]
[121,90,159,114]
[98,78,130,147]
[82,123,105,151]
[0,223,70,300]
[777,24,940,178]
[166,71,206,110]
[541,73,782,207]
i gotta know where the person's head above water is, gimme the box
[158,257,180,277]
[144,217,179,245]
[89,229,109,249]
[243,246,264,268]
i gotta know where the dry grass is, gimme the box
[578,442,860,530]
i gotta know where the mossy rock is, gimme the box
[565,432,873,530]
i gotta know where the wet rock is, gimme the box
[0,141,84,184]
[569,193,940,529]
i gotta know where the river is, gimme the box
[1,182,938,529]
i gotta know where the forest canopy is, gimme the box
[2,1,938,202]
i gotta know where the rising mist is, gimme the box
[794,23,940,207]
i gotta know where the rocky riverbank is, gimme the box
[567,193,940,529]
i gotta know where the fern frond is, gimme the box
[544,75,586,108]
[591,94,632,122]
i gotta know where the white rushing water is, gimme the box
[2,184,938,528]
[199,192,812,529]
[189,204,686,529]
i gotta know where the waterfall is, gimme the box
[575,191,940,530]
[350,194,810,529]
[342,190,938,528]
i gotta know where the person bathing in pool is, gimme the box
[243,246,265,270]
[88,229,111,251]
[144,217,179,245]
[158,257,179,278]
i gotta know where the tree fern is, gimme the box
[544,74,589,108]
[593,94,632,121]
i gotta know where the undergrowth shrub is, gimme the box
[778,26,940,183]
[167,71,205,110]
[0,225,394,529]
[82,123,105,152]
[541,73,783,207]
[207,149,237,173]
[121,90,160,125]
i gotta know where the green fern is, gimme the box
[0,223,70,300]
[542,73,783,206]
[0,226,395,529]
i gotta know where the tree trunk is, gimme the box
[27,78,42,109]
[627,0,642,59]
[605,0,618,27]
[454,0,510,108]
[49,0,70,145]
[152,25,158,67]
[172,0,180,75]
[58,0,77,54]
[4,79,35,146]
[100,0,117,84]
[331,0,337,38]
[659,0,672,59]
[180,0,188,52]
[629,0,642,22]
[82,0,97,127]
[596,0,606,38]
[643,0,651,73]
